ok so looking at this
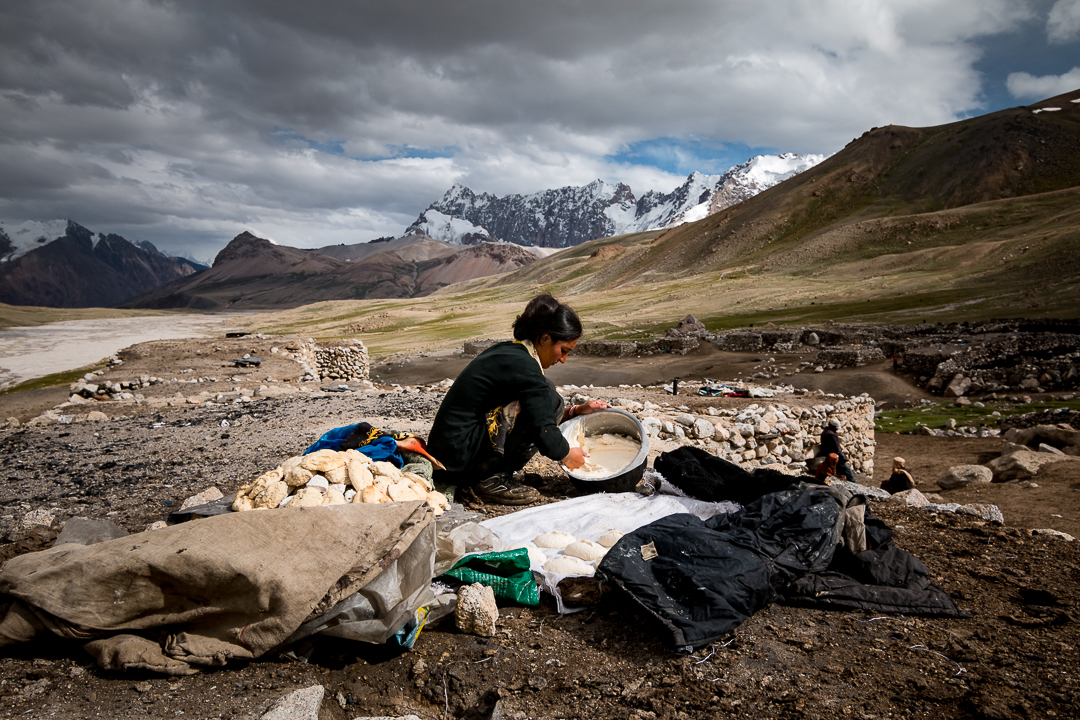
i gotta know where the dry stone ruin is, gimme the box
[286,338,370,383]
[695,318,1079,398]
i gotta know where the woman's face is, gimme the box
[536,334,578,369]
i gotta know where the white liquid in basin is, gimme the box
[570,430,641,478]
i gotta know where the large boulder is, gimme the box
[944,374,972,398]
[937,465,993,490]
[985,450,1079,481]
[1009,424,1080,450]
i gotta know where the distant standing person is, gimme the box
[881,457,915,494]
[817,418,855,482]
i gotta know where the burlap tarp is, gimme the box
[0,501,434,675]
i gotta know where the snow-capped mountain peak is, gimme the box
[406,152,827,248]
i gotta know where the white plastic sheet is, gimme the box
[480,489,740,612]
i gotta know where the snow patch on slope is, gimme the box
[0,220,70,262]
[413,209,492,244]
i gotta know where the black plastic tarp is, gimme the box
[596,448,968,650]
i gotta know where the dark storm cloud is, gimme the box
[0,0,1073,261]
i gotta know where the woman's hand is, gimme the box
[562,446,588,470]
[575,399,610,415]
[564,398,610,422]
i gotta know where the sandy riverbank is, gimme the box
[0,315,244,390]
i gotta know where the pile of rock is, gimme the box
[892,323,1080,397]
[233,448,449,514]
[69,371,163,402]
[315,343,369,381]
[999,407,1080,432]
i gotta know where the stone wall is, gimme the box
[814,345,886,367]
[597,392,876,476]
[287,339,369,382]
[915,333,1080,396]
[713,331,764,352]
[572,337,700,357]
[707,320,1080,396]
[465,337,700,358]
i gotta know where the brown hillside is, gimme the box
[124,233,537,310]
[457,89,1080,322]
[634,89,1080,281]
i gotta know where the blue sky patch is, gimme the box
[607,137,780,177]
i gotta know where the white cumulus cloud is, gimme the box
[0,0,1065,260]
[1006,67,1080,98]
[1047,0,1080,43]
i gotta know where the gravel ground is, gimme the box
[0,336,1077,720]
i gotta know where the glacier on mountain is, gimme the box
[0,220,72,262]
[406,152,826,248]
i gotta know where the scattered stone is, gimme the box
[20,508,55,530]
[455,583,498,637]
[259,684,324,720]
[692,418,715,439]
[944,374,971,398]
[1030,529,1076,542]
[640,417,663,437]
[888,488,929,507]
[956,503,1004,524]
[7,508,57,542]
[936,465,992,490]
[180,487,225,511]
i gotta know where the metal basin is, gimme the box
[559,409,650,494]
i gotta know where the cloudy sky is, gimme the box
[1,0,1078,263]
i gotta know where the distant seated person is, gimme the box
[881,456,915,494]
[817,418,855,482]
[814,453,841,484]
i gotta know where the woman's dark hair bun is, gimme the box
[513,294,582,343]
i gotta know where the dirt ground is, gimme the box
[0,337,1077,720]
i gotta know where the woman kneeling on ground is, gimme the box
[427,294,609,505]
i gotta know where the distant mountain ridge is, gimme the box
[0,220,204,308]
[122,232,539,310]
[406,153,826,247]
